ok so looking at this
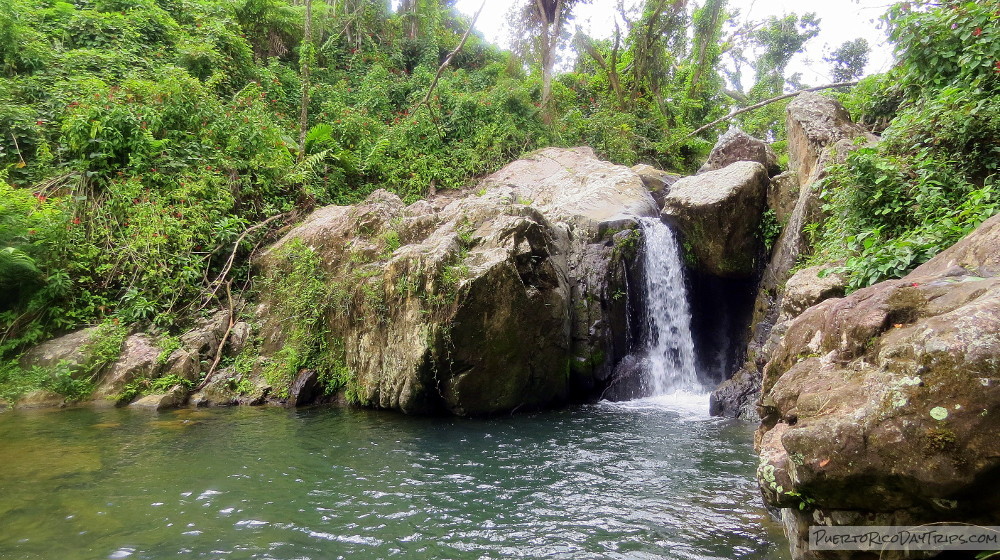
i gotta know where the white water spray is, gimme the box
[637,217,701,396]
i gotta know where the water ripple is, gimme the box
[0,404,788,560]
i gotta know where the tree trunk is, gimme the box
[297,0,313,163]
[534,0,561,125]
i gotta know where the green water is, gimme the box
[0,397,789,559]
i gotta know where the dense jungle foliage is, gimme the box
[0,0,829,356]
[816,0,999,289]
[0,0,996,400]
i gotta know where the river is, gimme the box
[0,395,788,559]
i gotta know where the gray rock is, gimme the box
[16,390,66,409]
[92,334,161,400]
[288,369,321,407]
[189,367,245,407]
[661,161,769,278]
[129,385,187,411]
[180,310,231,359]
[255,147,654,415]
[161,348,201,382]
[698,128,780,177]
[225,322,251,356]
[779,265,847,321]
[786,92,876,186]
[766,171,799,225]
[18,328,98,374]
[708,366,761,421]
[710,96,876,422]
[756,213,1000,559]
[631,164,682,210]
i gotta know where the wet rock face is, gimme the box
[698,127,781,177]
[756,213,1000,559]
[255,147,656,415]
[661,161,769,278]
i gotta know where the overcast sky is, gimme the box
[452,0,896,86]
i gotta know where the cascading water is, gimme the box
[636,217,701,396]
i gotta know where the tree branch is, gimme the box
[676,81,859,144]
[412,0,487,114]
[198,212,290,311]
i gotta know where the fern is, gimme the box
[0,246,41,285]
[287,148,332,184]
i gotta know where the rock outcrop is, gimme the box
[698,128,780,177]
[7,309,232,409]
[252,147,656,415]
[631,164,682,210]
[786,93,875,188]
[711,94,876,420]
[18,328,99,373]
[756,213,1000,559]
[661,161,769,278]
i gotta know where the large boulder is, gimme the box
[786,92,876,187]
[698,128,780,177]
[92,334,162,400]
[18,328,99,374]
[711,95,876,420]
[661,161,769,278]
[254,147,656,415]
[756,213,1000,559]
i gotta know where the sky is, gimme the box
[451,0,897,87]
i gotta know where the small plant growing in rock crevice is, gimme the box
[610,227,641,262]
[258,239,354,399]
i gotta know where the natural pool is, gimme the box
[0,395,788,559]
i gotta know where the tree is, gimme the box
[511,0,586,124]
[298,0,314,164]
[732,12,821,139]
[824,38,870,82]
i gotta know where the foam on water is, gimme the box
[600,390,711,421]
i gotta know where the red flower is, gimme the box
[973,27,983,37]
[72,217,80,225]
[995,61,1000,73]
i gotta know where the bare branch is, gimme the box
[676,81,859,144]
[412,0,487,114]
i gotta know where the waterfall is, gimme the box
[637,217,701,395]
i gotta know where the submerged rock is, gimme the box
[756,213,1000,558]
[254,147,655,415]
[661,161,769,278]
[16,390,66,409]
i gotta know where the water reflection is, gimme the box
[0,401,788,559]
